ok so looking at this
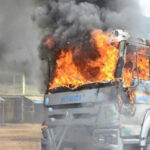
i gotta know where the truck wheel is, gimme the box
[145,136,150,150]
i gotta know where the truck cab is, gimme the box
[42,30,150,150]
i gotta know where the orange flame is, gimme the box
[123,49,149,87]
[44,36,54,49]
[49,30,119,89]
[47,30,150,90]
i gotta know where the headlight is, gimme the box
[93,131,118,145]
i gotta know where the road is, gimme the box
[0,124,42,150]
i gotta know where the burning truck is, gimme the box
[41,29,150,150]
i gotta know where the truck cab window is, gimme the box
[123,45,150,87]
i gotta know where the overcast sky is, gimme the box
[140,0,150,17]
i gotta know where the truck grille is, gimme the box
[47,103,100,127]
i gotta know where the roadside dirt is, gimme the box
[0,124,42,150]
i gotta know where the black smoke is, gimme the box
[33,0,150,88]
[35,0,148,57]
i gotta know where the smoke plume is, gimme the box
[0,0,42,88]
[33,0,149,88]
[35,0,148,57]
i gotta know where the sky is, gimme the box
[140,0,150,17]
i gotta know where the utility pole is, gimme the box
[22,73,26,95]
[22,73,25,122]
[13,72,16,94]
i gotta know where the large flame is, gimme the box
[46,30,150,90]
[123,49,149,87]
[49,30,119,89]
